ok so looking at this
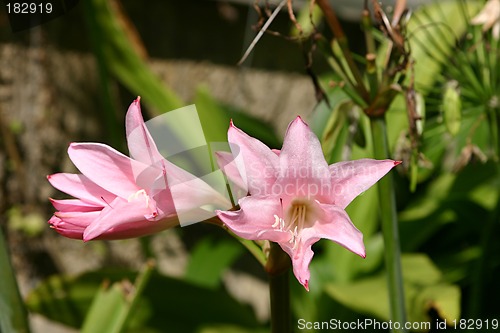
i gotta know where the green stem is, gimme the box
[469,108,500,317]
[267,242,291,333]
[469,182,500,318]
[0,228,31,333]
[361,7,379,101]
[370,117,407,333]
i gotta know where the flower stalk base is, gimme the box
[370,117,408,333]
[267,242,291,333]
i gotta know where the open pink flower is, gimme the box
[216,117,400,290]
[48,97,227,241]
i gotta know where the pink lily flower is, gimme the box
[216,117,400,290]
[48,97,227,241]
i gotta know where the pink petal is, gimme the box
[54,210,101,228]
[304,203,365,258]
[157,160,230,213]
[329,159,400,209]
[50,198,102,212]
[216,196,290,242]
[49,216,86,240]
[68,143,158,198]
[278,203,365,290]
[276,117,331,203]
[125,97,165,165]
[279,241,315,291]
[89,218,178,240]
[215,151,248,198]
[228,121,279,196]
[47,173,115,206]
[83,195,165,241]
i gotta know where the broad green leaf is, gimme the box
[194,87,232,144]
[83,0,183,116]
[320,100,351,162]
[26,270,135,328]
[401,254,441,285]
[412,285,460,323]
[26,268,259,332]
[185,237,244,289]
[325,254,461,326]
[81,262,153,333]
[195,88,281,148]
[81,283,129,333]
[197,325,268,333]
[291,275,361,326]
[399,161,498,252]
[0,228,30,333]
[309,86,349,138]
[326,275,389,320]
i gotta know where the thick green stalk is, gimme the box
[0,228,31,333]
[267,242,291,333]
[370,117,407,333]
[469,108,500,317]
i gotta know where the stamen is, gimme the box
[274,199,317,249]
[272,214,285,231]
[272,215,280,228]
[101,196,112,208]
[128,189,149,207]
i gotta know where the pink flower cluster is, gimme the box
[48,98,226,241]
[48,98,400,289]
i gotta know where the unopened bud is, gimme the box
[443,81,462,136]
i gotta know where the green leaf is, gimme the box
[26,268,259,332]
[412,285,460,323]
[83,0,183,116]
[325,274,389,320]
[401,254,442,285]
[308,86,349,138]
[194,87,233,144]
[81,262,154,333]
[81,283,129,333]
[197,325,268,333]
[194,88,281,148]
[320,100,351,162]
[0,228,30,333]
[324,254,461,325]
[185,237,244,289]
